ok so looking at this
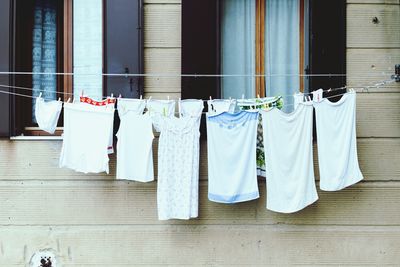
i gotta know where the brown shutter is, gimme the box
[309,0,346,94]
[0,0,11,137]
[104,0,143,98]
[181,0,220,100]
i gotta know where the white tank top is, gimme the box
[261,103,318,213]
[313,92,364,191]
[116,99,154,182]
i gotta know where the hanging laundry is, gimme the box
[207,99,236,115]
[313,91,364,191]
[59,102,114,174]
[237,96,283,177]
[293,92,305,110]
[178,99,204,219]
[312,89,323,103]
[179,99,204,119]
[237,96,283,111]
[79,96,116,154]
[261,102,318,213]
[147,99,176,118]
[116,98,154,182]
[34,96,62,134]
[154,112,202,220]
[80,96,116,106]
[207,111,259,203]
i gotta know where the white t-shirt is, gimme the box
[313,91,364,191]
[207,111,260,203]
[35,96,62,134]
[79,96,116,154]
[116,99,154,182]
[207,99,236,115]
[60,103,114,174]
[261,103,318,213]
[154,115,200,220]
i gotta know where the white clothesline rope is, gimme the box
[0,78,395,102]
[0,71,352,78]
[0,88,376,113]
[0,79,395,110]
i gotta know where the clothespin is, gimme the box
[81,90,84,97]
[242,94,245,100]
[148,96,152,101]
[140,95,143,100]
[58,97,61,102]
[307,96,312,102]
[167,95,170,100]
[67,98,71,103]
[118,94,122,99]
[39,92,42,98]
[209,96,212,101]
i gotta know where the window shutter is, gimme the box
[309,0,346,94]
[104,0,143,98]
[181,0,220,100]
[0,0,11,137]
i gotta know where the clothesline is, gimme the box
[0,81,395,110]
[0,88,347,108]
[0,71,352,78]
[0,78,395,104]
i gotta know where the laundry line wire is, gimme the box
[0,79,395,112]
[0,77,394,102]
[0,71,352,78]
[0,71,393,80]
[0,88,377,115]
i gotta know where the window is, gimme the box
[182,0,346,108]
[7,0,143,136]
[220,0,309,111]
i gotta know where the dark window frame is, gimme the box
[181,0,347,101]
[4,0,144,137]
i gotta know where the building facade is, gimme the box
[0,0,399,265]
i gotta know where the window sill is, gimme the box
[10,136,63,141]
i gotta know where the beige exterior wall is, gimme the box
[1,0,400,265]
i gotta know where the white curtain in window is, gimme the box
[265,0,300,112]
[73,0,103,101]
[32,0,57,122]
[221,0,256,99]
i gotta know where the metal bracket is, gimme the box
[392,64,400,82]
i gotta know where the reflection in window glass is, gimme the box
[73,0,103,101]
